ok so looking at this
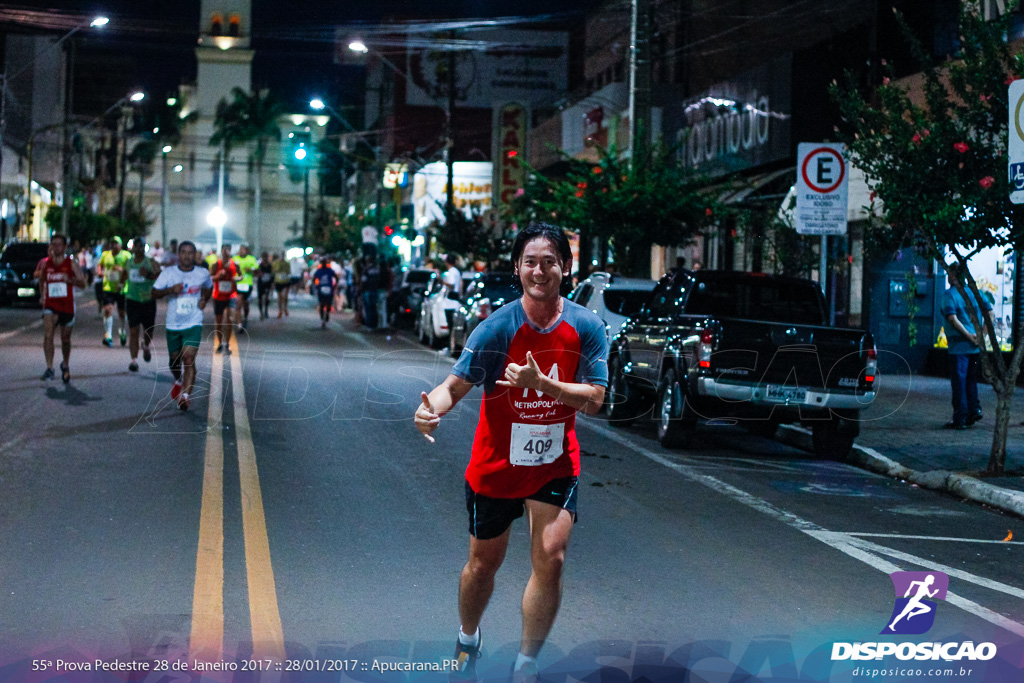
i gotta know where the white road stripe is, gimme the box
[846,532,1024,545]
[841,535,1024,601]
[579,418,1024,638]
[0,318,43,342]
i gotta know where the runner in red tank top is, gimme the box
[34,234,86,383]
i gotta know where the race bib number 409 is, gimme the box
[510,423,564,466]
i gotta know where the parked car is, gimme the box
[607,269,877,460]
[0,242,50,306]
[569,272,657,346]
[415,272,473,348]
[388,268,433,328]
[449,272,520,356]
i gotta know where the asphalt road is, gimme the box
[0,291,1022,683]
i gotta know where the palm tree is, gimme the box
[211,87,285,253]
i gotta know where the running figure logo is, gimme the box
[882,571,949,635]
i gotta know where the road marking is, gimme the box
[229,334,286,659]
[190,349,225,661]
[0,317,43,343]
[842,535,1024,601]
[846,532,1024,545]
[579,418,1024,638]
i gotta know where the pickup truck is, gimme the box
[606,270,877,460]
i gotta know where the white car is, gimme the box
[570,272,657,345]
[415,272,473,348]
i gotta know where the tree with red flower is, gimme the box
[832,4,1024,473]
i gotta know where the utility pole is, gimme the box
[161,148,169,247]
[118,106,130,223]
[444,30,457,224]
[628,0,652,163]
[60,40,76,239]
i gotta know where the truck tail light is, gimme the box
[864,346,877,385]
[698,328,714,369]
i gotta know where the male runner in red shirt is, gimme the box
[35,233,87,383]
[415,223,609,683]
[210,243,240,353]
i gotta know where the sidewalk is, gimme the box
[779,373,1024,518]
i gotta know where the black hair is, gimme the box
[179,240,197,253]
[50,233,68,245]
[510,222,574,295]
[511,222,572,266]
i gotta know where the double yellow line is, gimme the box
[190,335,285,661]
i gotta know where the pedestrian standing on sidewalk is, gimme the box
[414,223,608,683]
[941,267,994,430]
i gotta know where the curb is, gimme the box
[778,425,1024,519]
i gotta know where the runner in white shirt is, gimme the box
[151,241,213,411]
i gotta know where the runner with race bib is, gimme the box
[34,233,87,383]
[211,243,240,354]
[232,244,258,331]
[152,241,213,411]
[414,223,608,683]
[312,257,337,329]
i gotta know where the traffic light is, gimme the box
[383,225,394,236]
[288,131,312,165]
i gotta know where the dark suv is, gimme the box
[0,242,50,306]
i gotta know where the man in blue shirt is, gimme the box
[941,268,994,430]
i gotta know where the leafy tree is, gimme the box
[511,142,717,276]
[433,204,514,268]
[211,87,286,252]
[831,2,1023,472]
[45,197,151,246]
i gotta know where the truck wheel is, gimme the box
[656,368,697,449]
[606,356,637,426]
[811,413,857,461]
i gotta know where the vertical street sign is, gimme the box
[795,142,849,235]
[1008,79,1024,203]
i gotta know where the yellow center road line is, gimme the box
[229,334,286,660]
[190,349,225,661]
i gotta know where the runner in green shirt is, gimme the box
[125,236,162,372]
[98,236,131,347]
[232,244,258,330]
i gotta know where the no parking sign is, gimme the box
[795,142,849,235]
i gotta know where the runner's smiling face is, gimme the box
[516,237,571,303]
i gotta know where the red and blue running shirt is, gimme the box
[452,298,609,498]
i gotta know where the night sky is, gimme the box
[5,0,601,117]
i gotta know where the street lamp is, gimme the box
[294,145,310,246]
[161,145,172,247]
[116,91,147,223]
[347,39,457,226]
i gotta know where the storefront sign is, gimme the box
[669,54,792,178]
[494,103,527,209]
